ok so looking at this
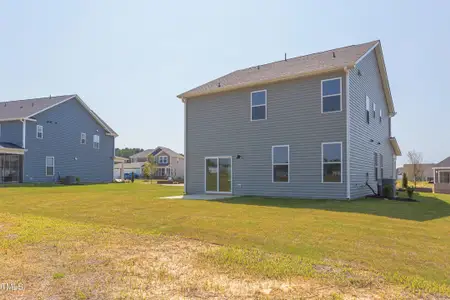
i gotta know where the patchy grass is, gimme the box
[0,183,449,298]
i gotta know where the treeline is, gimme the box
[115,148,144,158]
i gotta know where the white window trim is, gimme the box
[272,145,290,183]
[36,125,44,139]
[45,156,55,176]
[250,90,267,121]
[321,142,343,184]
[373,102,376,118]
[93,134,100,149]
[80,132,87,144]
[158,155,169,164]
[204,156,233,194]
[379,109,382,123]
[321,77,342,114]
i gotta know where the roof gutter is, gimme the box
[177,66,353,100]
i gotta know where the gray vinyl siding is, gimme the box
[0,121,23,147]
[156,151,171,166]
[348,51,394,198]
[186,71,348,199]
[23,98,115,183]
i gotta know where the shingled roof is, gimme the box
[0,94,118,136]
[177,40,395,114]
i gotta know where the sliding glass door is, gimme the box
[205,157,232,193]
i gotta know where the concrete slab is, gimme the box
[160,194,234,200]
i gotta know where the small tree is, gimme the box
[143,163,151,181]
[407,150,423,188]
[402,172,408,189]
[146,154,158,183]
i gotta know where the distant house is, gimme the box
[113,162,144,179]
[401,163,436,182]
[178,40,401,199]
[433,157,450,194]
[131,146,184,178]
[0,95,117,184]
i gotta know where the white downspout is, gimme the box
[183,98,187,194]
[345,68,351,199]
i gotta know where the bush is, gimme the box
[131,172,135,183]
[383,185,393,198]
[402,173,408,189]
[76,177,80,184]
[406,186,415,199]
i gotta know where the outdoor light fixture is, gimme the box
[236,155,242,159]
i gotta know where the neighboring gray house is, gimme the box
[0,95,117,184]
[433,157,450,194]
[178,40,401,199]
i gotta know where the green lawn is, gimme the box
[0,183,449,297]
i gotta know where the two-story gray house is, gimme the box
[178,41,401,199]
[0,94,117,184]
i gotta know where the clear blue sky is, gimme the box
[1,1,449,166]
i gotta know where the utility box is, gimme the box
[381,179,396,197]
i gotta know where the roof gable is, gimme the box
[436,157,450,168]
[178,41,378,99]
[178,40,396,115]
[0,94,118,137]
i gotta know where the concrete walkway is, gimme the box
[160,194,234,200]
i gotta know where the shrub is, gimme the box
[383,185,393,198]
[406,186,415,199]
[76,177,80,184]
[402,173,408,189]
[131,172,135,183]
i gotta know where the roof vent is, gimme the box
[20,106,23,109]
[32,103,34,107]
[218,82,221,87]
[49,94,52,99]
[332,52,336,58]
[257,65,260,70]
[284,53,287,61]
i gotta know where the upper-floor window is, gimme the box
[158,156,168,164]
[251,90,267,121]
[379,109,382,124]
[321,78,341,113]
[373,103,376,118]
[93,135,100,149]
[365,96,370,124]
[36,125,44,139]
[272,145,289,183]
[80,132,87,144]
[322,142,342,183]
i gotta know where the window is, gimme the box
[251,90,267,121]
[272,145,289,182]
[322,142,342,183]
[93,135,100,149]
[36,125,44,139]
[380,154,384,179]
[374,153,378,181]
[373,103,376,118]
[321,78,341,113]
[45,156,55,176]
[366,96,370,124]
[158,156,168,164]
[80,132,87,144]
[439,172,450,184]
[379,109,382,124]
